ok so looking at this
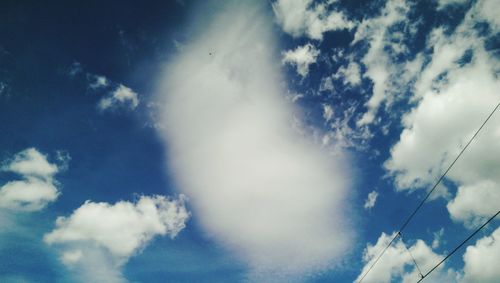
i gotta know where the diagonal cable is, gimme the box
[399,232,424,279]
[356,101,500,283]
[417,209,500,283]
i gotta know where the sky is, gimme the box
[0,0,499,282]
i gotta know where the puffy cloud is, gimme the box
[156,1,353,276]
[44,195,189,258]
[385,0,500,227]
[97,84,139,111]
[363,190,378,210]
[447,181,500,228]
[334,61,361,87]
[44,195,189,282]
[272,0,354,40]
[0,178,59,212]
[282,43,320,78]
[462,227,500,283]
[89,75,109,89]
[2,148,58,178]
[323,104,334,122]
[0,148,61,211]
[355,232,457,283]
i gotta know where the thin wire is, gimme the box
[356,101,500,283]
[399,232,424,279]
[417,209,500,283]
[356,233,400,283]
[399,101,500,232]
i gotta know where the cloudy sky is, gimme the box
[0,0,499,282]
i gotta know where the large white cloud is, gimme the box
[462,226,500,283]
[0,148,61,211]
[272,0,354,40]
[44,195,189,283]
[156,1,353,277]
[385,0,500,227]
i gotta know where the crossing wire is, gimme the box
[417,209,500,283]
[356,101,500,283]
[399,232,424,279]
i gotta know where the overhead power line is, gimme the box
[417,209,500,283]
[356,101,500,283]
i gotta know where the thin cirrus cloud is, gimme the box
[156,0,354,277]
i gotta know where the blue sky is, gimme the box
[0,0,499,282]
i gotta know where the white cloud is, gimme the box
[334,61,361,87]
[323,104,334,122]
[156,1,353,276]
[432,228,445,249]
[61,249,83,265]
[0,148,61,211]
[89,75,109,89]
[44,195,189,282]
[353,0,413,126]
[462,226,500,283]
[447,181,500,228]
[385,0,500,227]
[364,190,378,210]
[322,105,372,151]
[272,0,354,40]
[475,0,500,32]
[98,84,139,111]
[282,43,320,78]
[2,148,58,178]
[355,232,457,283]
[0,178,59,212]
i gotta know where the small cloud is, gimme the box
[0,81,10,98]
[273,0,355,40]
[68,61,83,77]
[2,148,58,178]
[0,148,63,212]
[363,190,378,210]
[432,228,445,249]
[282,43,320,78]
[334,62,361,87]
[322,104,334,122]
[88,75,109,89]
[97,84,139,112]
